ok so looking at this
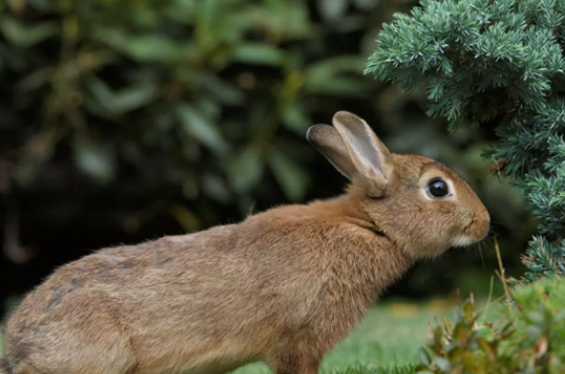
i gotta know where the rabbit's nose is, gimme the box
[474,209,490,240]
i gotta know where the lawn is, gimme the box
[231,300,456,374]
[0,300,456,374]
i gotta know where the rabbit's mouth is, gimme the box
[452,217,480,247]
[463,216,476,234]
[452,234,477,247]
[453,211,490,247]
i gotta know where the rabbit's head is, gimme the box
[307,111,490,258]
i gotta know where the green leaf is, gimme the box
[202,172,231,204]
[177,104,228,155]
[85,77,119,116]
[91,27,129,50]
[554,310,565,322]
[452,321,468,343]
[268,148,309,201]
[227,148,264,194]
[526,311,544,325]
[432,325,443,347]
[462,299,476,323]
[434,357,452,372]
[526,325,542,337]
[317,0,348,21]
[281,102,311,135]
[305,55,366,81]
[126,35,189,63]
[16,67,53,93]
[198,74,244,105]
[232,43,287,66]
[93,28,193,63]
[195,0,218,48]
[305,76,369,97]
[86,78,158,115]
[0,17,58,48]
[113,83,159,113]
[477,337,496,360]
[304,56,370,96]
[419,347,432,366]
[13,158,43,187]
[165,1,197,24]
[353,0,380,10]
[73,136,117,184]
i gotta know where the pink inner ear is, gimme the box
[331,111,391,183]
[306,124,358,180]
[347,126,385,175]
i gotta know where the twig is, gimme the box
[500,276,524,315]
[476,295,506,316]
[488,156,506,181]
[494,237,515,320]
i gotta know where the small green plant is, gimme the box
[416,278,565,374]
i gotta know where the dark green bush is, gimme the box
[0,0,533,304]
[0,0,396,232]
[365,0,565,281]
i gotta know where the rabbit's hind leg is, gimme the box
[10,361,134,374]
[7,361,43,374]
[0,359,12,374]
[5,343,136,374]
[268,352,321,374]
[7,348,136,374]
[5,292,137,374]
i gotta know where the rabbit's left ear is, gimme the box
[306,124,357,180]
[331,111,394,197]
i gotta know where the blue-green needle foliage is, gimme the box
[365,0,565,281]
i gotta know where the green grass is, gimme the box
[232,301,456,374]
[1,301,453,374]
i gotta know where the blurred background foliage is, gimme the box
[0,0,535,313]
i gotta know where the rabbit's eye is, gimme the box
[427,178,449,198]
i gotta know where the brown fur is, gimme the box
[1,112,489,374]
[0,359,11,374]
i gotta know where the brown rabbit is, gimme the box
[0,111,489,374]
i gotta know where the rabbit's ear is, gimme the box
[306,124,357,180]
[331,111,394,197]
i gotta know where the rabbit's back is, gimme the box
[4,215,342,374]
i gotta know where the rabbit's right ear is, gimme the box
[331,111,394,197]
[306,124,357,180]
